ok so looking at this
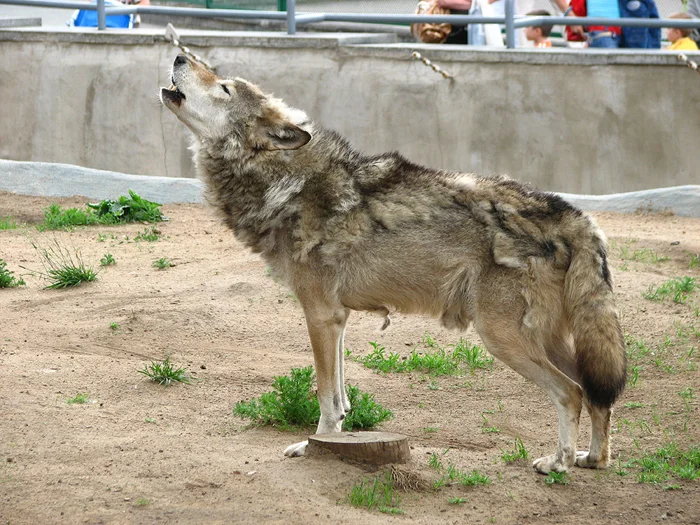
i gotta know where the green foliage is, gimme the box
[87,190,165,223]
[690,254,700,269]
[100,253,116,266]
[39,191,165,230]
[135,227,161,242]
[0,259,25,288]
[618,246,669,264]
[66,392,90,405]
[0,216,18,230]
[356,337,492,377]
[627,443,700,484]
[233,367,392,431]
[109,321,120,332]
[347,472,402,514]
[152,257,173,269]
[433,464,491,488]
[138,356,191,386]
[448,497,468,505]
[500,437,530,463]
[678,387,695,401]
[643,277,696,304]
[544,472,569,485]
[624,402,645,409]
[31,240,98,289]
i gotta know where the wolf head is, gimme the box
[160,55,311,153]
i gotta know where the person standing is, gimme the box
[438,0,472,43]
[553,0,622,48]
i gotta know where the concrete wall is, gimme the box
[1,28,699,194]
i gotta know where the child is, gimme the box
[525,10,554,48]
[667,12,699,51]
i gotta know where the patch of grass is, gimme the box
[624,402,645,409]
[619,246,670,264]
[678,387,695,401]
[628,443,700,484]
[0,216,18,229]
[500,437,530,463]
[448,497,468,505]
[152,257,173,269]
[544,471,569,485]
[100,253,116,266]
[643,276,696,304]
[66,392,90,405]
[0,259,26,288]
[135,497,150,506]
[144,417,157,424]
[39,191,165,231]
[109,321,120,332]
[29,240,98,289]
[347,472,402,514]
[423,427,439,433]
[690,254,700,269]
[356,337,492,377]
[433,464,491,489]
[232,366,392,431]
[481,414,500,434]
[138,356,191,386]
[135,227,162,242]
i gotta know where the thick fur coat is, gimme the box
[161,55,626,473]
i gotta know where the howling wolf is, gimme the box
[160,54,626,474]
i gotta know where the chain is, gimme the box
[411,51,454,80]
[677,52,700,77]
[164,23,216,73]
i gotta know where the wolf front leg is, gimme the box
[283,303,350,458]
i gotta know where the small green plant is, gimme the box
[627,443,700,484]
[624,402,645,409]
[481,414,500,434]
[448,497,468,505]
[619,246,669,264]
[433,465,490,489]
[628,365,642,387]
[424,427,439,433]
[100,253,116,266]
[233,366,392,431]
[0,216,18,230]
[356,338,492,377]
[138,356,191,386]
[678,387,695,401]
[643,277,696,304]
[500,437,530,463]
[0,259,26,288]
[544,471,569,485]
[109,321,120,332]
[39,204,100,230]
[690,254,700,269]
[152,257,173,269]
[135,497,150,506]
[29,240,98,289]
[135,227,161,242]
[144,417,157,424]
[87,190,165,223]
[347,472,402,514]
[67,392,90,405]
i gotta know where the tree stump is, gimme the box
[307,432,410,465]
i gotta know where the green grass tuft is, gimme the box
[544,471,569,485]
[66,392,90,405]
[233,366,392,431]
[643,277,696,304]
[347,472,402,514]
[356,337,492,377]
[100,253,116,266]
[30,240,98,289]
[500,437,530,463]
[152,257,174,269]
[138,356,191,386]
[0,216,18,230]
[0,259,26,288]
[627,443,700,484]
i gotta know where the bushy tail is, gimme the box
[565,230,627,408]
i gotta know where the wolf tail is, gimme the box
[565,226,627,408]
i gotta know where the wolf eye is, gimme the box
[221,84,230,95]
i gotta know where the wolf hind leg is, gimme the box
[475,316,583,474]
[575,401,612,469]
[284,302,350,458]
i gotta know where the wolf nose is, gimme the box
[174,55,187,67]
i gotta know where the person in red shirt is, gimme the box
[553,0,622,47]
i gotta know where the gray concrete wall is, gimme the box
[1,28,699,194]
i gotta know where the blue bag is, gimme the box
[618,0,661,48]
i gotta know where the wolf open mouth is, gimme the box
[161,84,186,107]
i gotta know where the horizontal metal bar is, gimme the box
[0,0,98,9]
[513,15,700,29]
[295,13,326,24]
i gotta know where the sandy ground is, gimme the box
[0,191,698,525]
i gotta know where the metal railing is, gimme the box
[3,0,700,49]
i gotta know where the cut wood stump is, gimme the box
[307,432,410,465]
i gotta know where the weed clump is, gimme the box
[29,240,98,289]
[0,259,25,288]
[138,356,191,386]
[233,366,393,431]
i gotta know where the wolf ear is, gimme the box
[255,122,311,151]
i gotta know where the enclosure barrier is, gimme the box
[3,0,700,48]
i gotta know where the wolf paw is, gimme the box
[575,451,608,469]
[283,440,308,457]
[532,454,571,474]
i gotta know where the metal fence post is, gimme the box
[286,0,295,34]
[505,0,514,48]
[97,0,106,29]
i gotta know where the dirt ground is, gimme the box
[1,191,698,525]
